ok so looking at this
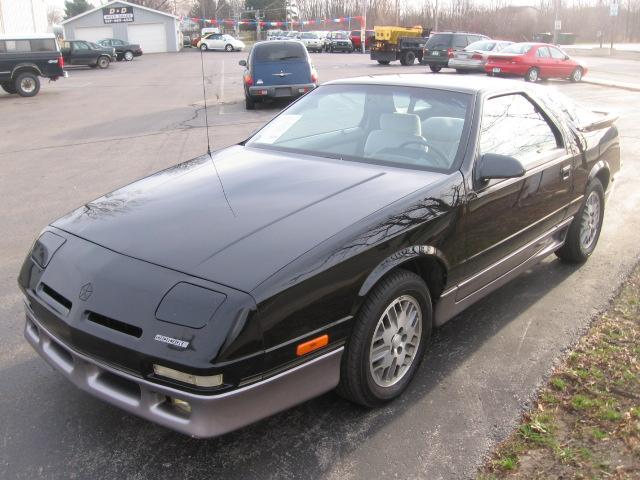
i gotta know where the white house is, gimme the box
[0,0,48,34]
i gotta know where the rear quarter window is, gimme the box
[253,43,306,62]
[30,39,57,52]
[5,40,31,52]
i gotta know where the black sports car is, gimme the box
[97,38,143,61]
[19,75,619,438]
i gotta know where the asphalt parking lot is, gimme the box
[1,50,640,479]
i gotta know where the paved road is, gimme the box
[1,51,639,480]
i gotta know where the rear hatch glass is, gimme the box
[252,42,310,86]
[425,34,452,50]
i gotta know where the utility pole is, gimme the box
[362,0,367,54]
[552,0,561,45]
[434,0,439,32]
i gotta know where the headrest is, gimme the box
[421,117,464,141]
[380,113,421,136]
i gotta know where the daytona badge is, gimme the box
[154,334,189,349]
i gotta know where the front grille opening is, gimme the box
[48,339,74,370]
[40,283,72,311]
[95,371,141,402]
[157,397,192,420]
[26,318,40,341]
[87,312,142,338]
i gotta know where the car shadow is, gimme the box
[2,256,582,479]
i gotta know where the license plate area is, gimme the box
[275,87,291,97]
[492,67,501,73]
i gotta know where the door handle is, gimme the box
[561,165,571,180]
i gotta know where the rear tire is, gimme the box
[377,60,390,65]
[556,179,605,264]
[524,67,539,82]
[200,44,208,51]
[245,95,255,110]
[429,64,442,73]
[225,44,234,52]
[124,50,134,61]
[400,51,416,66]
[337,269,432,407]
[1,82,17,94]
[15,72,40,97]
[570,67,583,82]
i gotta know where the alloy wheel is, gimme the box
[580,190,601,251]
[20,77,36,93]
[369,294,422,388]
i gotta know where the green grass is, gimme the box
[571,394,595,410]
[551,377,567,391]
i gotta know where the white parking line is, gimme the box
[218,60,225,115]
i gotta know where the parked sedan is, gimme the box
[240,40,318,109]
[199,33,245,52]
[325,31,353,52]
[19,75,619,438]
[97,38,142,61]
[485,42,587,82]
[449,39,513,73]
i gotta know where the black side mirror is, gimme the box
[564,55,570,60]
[478,153,526,181]
[238,59,247,66]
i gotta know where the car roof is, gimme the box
[0,33,56,40]
[325,73,535,95]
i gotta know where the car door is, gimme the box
[534,46,553,77]
[71,41,93,65]
[209,34,223,50]
[549,46,573,76]
[458,93,576,300]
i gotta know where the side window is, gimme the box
[0,41,6,53]
[549,47,566,59]
[479,94,561,167]
[452,35,467,48]
[30,39,56,52]
[536,47,550,58]
[75,42,90,50]
[5,40,31,52]
[114,40,125,46]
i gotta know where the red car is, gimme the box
[350,30,375,50]
[485,42,587,83]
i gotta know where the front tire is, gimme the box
[570,67,583,82]
[524,67,539,82]
[97,56,110,69]
[556,178,605,264]
[337,269,432,407]
[15,72,40,97]
[400,51,416,66]
[200,44,208,51]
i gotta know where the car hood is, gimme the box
[53,146,444,292]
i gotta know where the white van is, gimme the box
[201,27,221,36]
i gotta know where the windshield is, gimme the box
[301,33,317,39]
[465,40,496,52]
[500,43,532,54]
[253,42,306,62]
[333,32,347,39]
[247,84,471,171]
[426,34,451,49]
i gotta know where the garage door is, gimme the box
[74,26,113,43]
[127,23,167,53]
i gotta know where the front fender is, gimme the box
[358,246,449,297]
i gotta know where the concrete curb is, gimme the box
[583,77,640,92]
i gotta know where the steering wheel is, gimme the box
[397,140,450,168]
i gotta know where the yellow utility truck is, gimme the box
[370,26,429,65]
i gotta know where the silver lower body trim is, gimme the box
[24,309,343,438]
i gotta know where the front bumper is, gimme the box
[25,308,343,438]
[248,83,316,99]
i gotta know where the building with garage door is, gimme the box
[61,0,179,54]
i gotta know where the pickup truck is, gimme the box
[60,40,116,69]
[0,33,66,97]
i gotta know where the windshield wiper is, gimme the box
[276,55,301,60]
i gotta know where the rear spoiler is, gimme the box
[576,110,619,133]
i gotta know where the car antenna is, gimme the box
[199,47,236,217]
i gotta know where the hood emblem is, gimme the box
[273,71,292,77]
[79,283,93,301]
[154,334,190,349]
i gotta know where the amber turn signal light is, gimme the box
[296,334,329,356]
